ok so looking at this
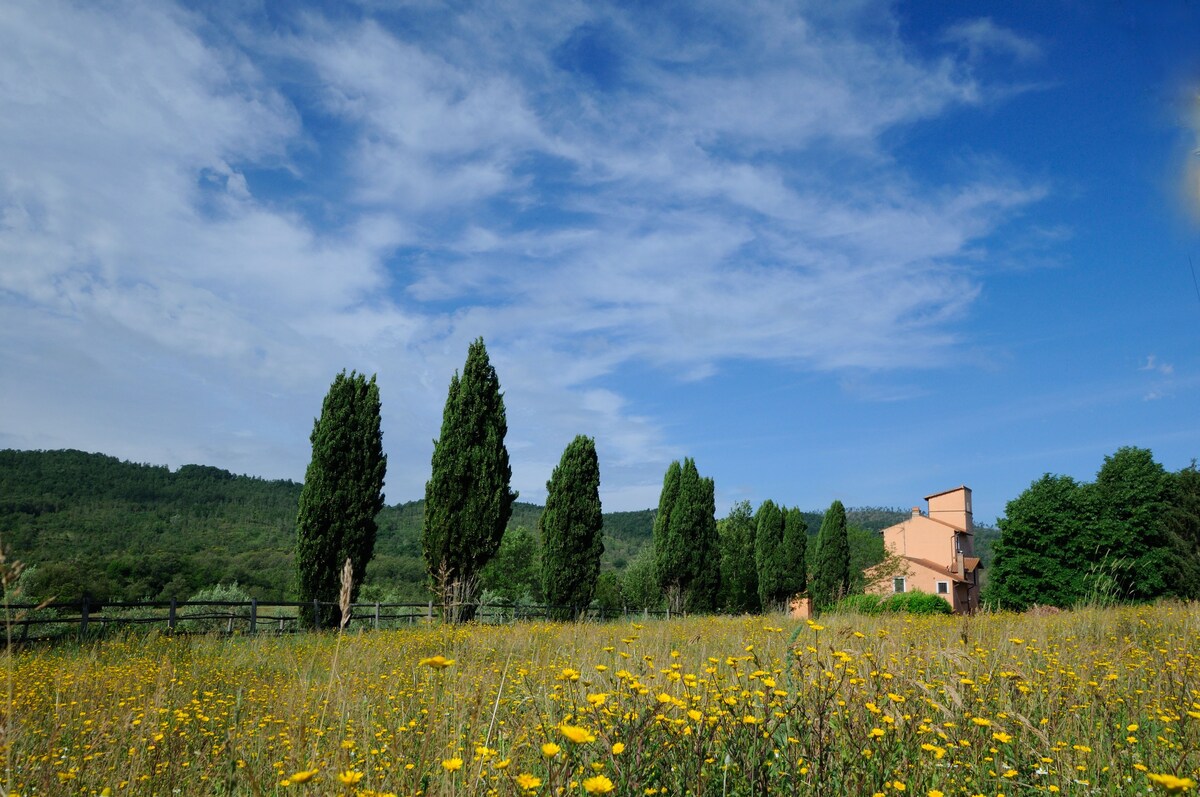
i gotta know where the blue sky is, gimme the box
[2,1,1198,524]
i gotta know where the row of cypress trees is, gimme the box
[294,338,606,623]
[293,336,853,623]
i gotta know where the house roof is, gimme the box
[901,556,972,584]
[963,557,982,571]
[923,485,971,501]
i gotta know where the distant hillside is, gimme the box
[0,449,995,604]
[0,449,657,603]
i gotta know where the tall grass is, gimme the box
[3,603,1198,795]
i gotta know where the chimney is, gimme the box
[911,507,921,518]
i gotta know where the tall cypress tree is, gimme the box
[295,371,386,627]
[811,499,850,612]
[655,458,720,614]
[652,461,682,609]
[754,499,785,611]
[780,507,808,603]
[540,435,604,619]
[423,338,517,617]
[719,501,760,614]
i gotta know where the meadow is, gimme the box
[3,604,1198,796]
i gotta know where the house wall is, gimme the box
[870,559,977,613]
[926,486,973,533]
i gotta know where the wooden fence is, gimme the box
[0,598,671,644]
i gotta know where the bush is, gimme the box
[830,594,883,615]
[177,582,254,633]
[880,590,952,615]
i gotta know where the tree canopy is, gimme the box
[539,436,604,618]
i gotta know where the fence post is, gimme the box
[168,598,177,632]
[426,601,433,624]
[250,599,257,635]
[666,605,670,621]
[313,598,321,630]
[80,596,90,638]
[374,602,380,631]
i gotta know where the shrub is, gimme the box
[178,582,254,633]
[880,590,952,615]
[830,593,883,615]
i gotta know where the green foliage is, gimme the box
[719,501,760,614]
[879,590,953,615]
[779,507,807,599]
[654,459,720,613]
[986,474,1088,611]
[539,436,604,618]
[178,582,254,632]
[810,500,850,612]
[422,338,518,610]
[988,447,1190,611]
[593,571,623,613]
[621,544,662,610]
[295,371,386,626]
[1164,462,1200,600]
[847,525,885,592]
[480,527,541,603]
[829,593,883,615]
[754,500,785,611]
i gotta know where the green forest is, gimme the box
[0,449,987,607]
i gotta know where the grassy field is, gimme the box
[2,604,1198,796]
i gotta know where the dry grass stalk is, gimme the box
[339,557,353,631]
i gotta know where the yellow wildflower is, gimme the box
[337,770,363,785]
[442,758,464,772]
[419,655,455,669]
[515,773,543,790]
[560,724,597,744]
[1147,773,1197,792]
[281,768,319,786]
[612,742,626,754]
[542,742,561,757]
[583,775,615,794]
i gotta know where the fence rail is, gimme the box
[1,598,670,644]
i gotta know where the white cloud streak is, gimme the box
[0,0,1044,508]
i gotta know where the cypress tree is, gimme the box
[754,500,785,611]
[655,458,720,614]
[687,473,721,612]
[719,501,760,614]
[652,461,682,610]
[295,370,386,627]
[423,338,517,618]
[540,435,604,619]
[780,507,808,601]
[811,499,850,612]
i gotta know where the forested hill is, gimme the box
[0,449,659,603]
[0,449,993,604]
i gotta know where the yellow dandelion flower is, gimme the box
[1147,773,1197,792]
[742,715,761,725]
[515,773,543,790]
[587,693,608,706]
[583,775,615,794]
[419,655,455,669]
[542,742,561,757]
[993,732,1013,744]
[442,758,464,772]
[612,742,626,754]
[561,724,597,744]
[869,728,886,738]
[281,768,318,786]
[929,791,945,797]
[337,770,363,785]
[971,717,991,727]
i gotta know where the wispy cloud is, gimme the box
[0,0,1046,507]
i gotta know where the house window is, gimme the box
[936,581,949,595]
[893,577,905,594]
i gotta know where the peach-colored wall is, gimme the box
[869,486,980,614]
[926,486,973,533]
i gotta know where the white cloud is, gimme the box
[942,18,1042,64]
[0,0,1047,508]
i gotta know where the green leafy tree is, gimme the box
[810,500,850,612]
[986,474,1090,610]
[754,500,785,611]
[479,526,540,603]
[540,436,604,619]
[621,545,662,610]
[422,338,517,619]
[719,501,760,614]
[1085,446,1172,600]
[295,371,386,627]
[1165,462,1200,599]
[779,507,808,600]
